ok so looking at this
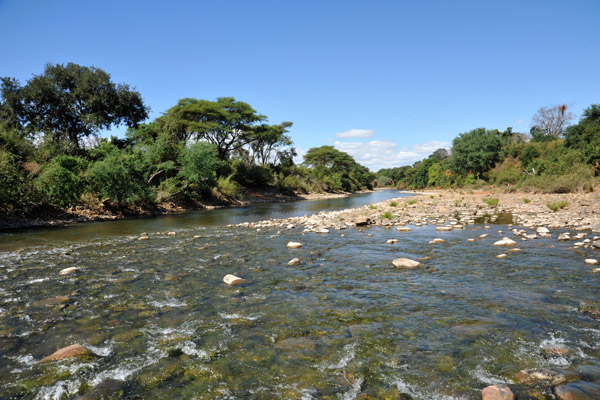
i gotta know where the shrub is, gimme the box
[368,204,377,210]
[406,199,418,205]
[381,211,394,219]
[216,175,241,198]
[483,198,499,207]
[523,198,531,203]
[520,163,595,193]
[35,155,88,207]
[179,142,223,192]
[547,200,569,212]
[0,149,36,209]
[231,160,273,186]
[389,201,398,207]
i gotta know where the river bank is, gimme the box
[0,187,357,231]
[235,188,600,234]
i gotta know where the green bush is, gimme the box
[0,149,36,209]
[389,201,398,207]
[381,211,393,219]
[483,198,499,207]
[523,198,531,203]
[35,156,88,207]
[520,163,595,193]
[178,142,224,192]
[490,158,522,185]
[216,175,241,198]
[406,199,417,205]
[547,200,569,212]
[368,204,377,210]
[87,150,153,206]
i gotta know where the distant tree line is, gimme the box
[0,63,374,212]
[375,104,600,193]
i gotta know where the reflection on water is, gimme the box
[0,190,599,399]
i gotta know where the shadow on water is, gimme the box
[474,212,514,225]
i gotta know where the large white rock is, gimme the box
[386,239,399,244]
[481,384,514,400]
[436,226,453,231]
[493,237,517,246]
[223,274,243,285]
[396,226,411,232]
[288,258,301,266]
[392,258,422,269]
[59,267,79,275]
[429,238,445,244]
[537,227,550,234]
[584,259,599,265]
[287,242,303,249]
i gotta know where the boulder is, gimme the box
[481,384,514,400]
[355,216,371,226]
[558,233,571,241]
[429,238,445,244]
[386,239,399,244]
[59,267,79,275]
[223,274,243,285]
[392,258,422,270]
[314,228,329,234]
[167,231,176,236]
[138,236,149,241]
[288,258,301,266]
[287,242,302,249]
[584,259,599,265]
[537,227,550,234]
[436,226,453,231]
[496,254,507,259]
[40,344,93,363]
[493,238,517,246]
[554,381,600,400]
[396,226,411,232]
[81,379,126,400]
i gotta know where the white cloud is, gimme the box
[334,129,375,139]
[515,119,524,125]
[333,140,451,171]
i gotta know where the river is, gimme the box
[1,189,599,399]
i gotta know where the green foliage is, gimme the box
[546,200,569,212]
[215,175,241,198]
[87,149,152,206]
[3,63,147,150]
[389,201,398,207]
[520,163,595,193]
[564,104,600,173]
[406,199,417,205]
[368,204,377,210]
[489,158,522,185]
[35,155,88,207]
[0,149,36,209]
[381,211,393,219]
[483,198,499,207]
[523,198,531,203]
[178,142,224,192]
[231,160,273,187]
[450,128,504,177]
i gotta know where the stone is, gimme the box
[537,227,550,234]
[167,231,176,236]
[223,274,243,285]
[436,225,453,231]
[386,239,399,244]
[59,267,79,275]
[355,216,371,226]
[515,367,578,386]
[81,379,126,400]
[40,344,93,363]
[493,238,517,246]
[314,228,329,234]
[592,218,600,233]
[554,381,600,400]
[288,258,301,266]
[558,233,571,241]
[479,234,489,238]
[584,259,598,265]
[287,242,302,249]
[429,238,445,244]
[138,236,149,240]
[593,268,600,273]
[392,258,422,269]
[467,238,475,242]
[481,384,515,400]
[496,254,507,259]
[396,226,411,232]
[33,296,71,307]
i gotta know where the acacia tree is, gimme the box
[530,104,574,141]
[159,97,267,159]
[249,121,293,165]
[1,63,148,151]
[450,128,504,177]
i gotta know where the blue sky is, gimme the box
[1,0,599,171]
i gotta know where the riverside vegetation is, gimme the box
[0,63,374,227]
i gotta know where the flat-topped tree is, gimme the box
[159,97,268,160]
[1,63,148,152]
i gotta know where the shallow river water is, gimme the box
[1,190,599,399]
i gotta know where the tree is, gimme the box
[302,146,355,173]
[450,128,504,177]
[429,148,449,161]
[249,121,293,165]
[2,63,148,151]
[159,97,267,159]
[564,104,600,173]
[530,104,574,141]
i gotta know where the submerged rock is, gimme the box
[481,384,514,400]
[496,254,507,259]
[287,242,302,249]
[81,378,125,400]
[515,367,579,386]
[287,258,301,266]
[59,267,79,275]
[554,381,600,400]
[392,258,422,270]
[39,344,93,363]
[584,259,598,265]
[223,274,243,285]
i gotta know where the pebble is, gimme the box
[496,254,507,259]
[287,242,302,249]
[386,239,399,244]
[59,267,79,275]
[429,238,445,244]
[481,384,514,400]
[392,258,422,269]
[584,259,599,265]
[287,258,301,266]
[493,237,517,246]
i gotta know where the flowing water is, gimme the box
[1,190,599,399]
